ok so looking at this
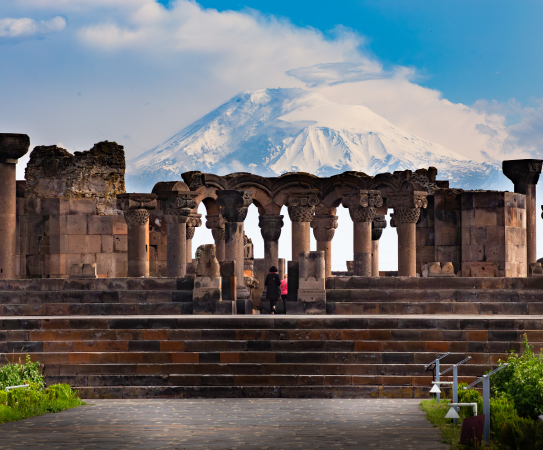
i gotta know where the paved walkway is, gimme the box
[0,399,448,449]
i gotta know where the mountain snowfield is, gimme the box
[126,87,506,192]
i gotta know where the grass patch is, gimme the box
[420,399,465,449]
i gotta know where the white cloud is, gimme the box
[0,15,66,41]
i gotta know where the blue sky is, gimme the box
[158,0,543,106]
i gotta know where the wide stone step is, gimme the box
[0,302,192,316]
[43,362,495,377]
[326,302,541,315]
[44,373,480,387]
[0,291,192,304]
[2,352,512,366]
[73,385,432,399]
[0,278,192,292]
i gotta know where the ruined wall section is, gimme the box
[25,141,125,200]
[18,142,128,278]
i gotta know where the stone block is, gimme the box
[66,215,88,235]
[114,235,127,253]
[193,300,235,315]
[470,262,496,277]
[485,244,506,262]
[112,216,128,235]
[96,253,113,274]
[297,289,326,303]
[157,244,167,261]
[68,199,96,215]
[235,299,253,314]
[101,235,114,253]
[285,301,305,315]
[299,251,325,279]
[48,253,67,275]
[474,208,504,227]
[434,209,459,227]
[45,215,67,235]
[39,198,69,216]
[441,262,455,276]
[88,216,113,235]
[303,301,326,315]
[68,235,87,254]
[486,226,505,244]
[110,253,128,278]
[193,288,221,302]
[81,253,96,264]
[66,253,82,268]
[299,277,325,290]
[87,235,102,254]
[435,226,460,246]
[48,234,69,254]
[427,262,441,277]
[149,231,161,246]
[194,277,221,289]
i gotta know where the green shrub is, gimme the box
[492,334,543,419]
[0,355,44,390]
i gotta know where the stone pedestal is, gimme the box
[258,214,284,275]
[389,192,428,277]
[216,190,253,299]
[503,159,542,267]
[311,215,338,277]
[119,193,157,277]
[0,134,29,279]
[163,193,197,278]
[298,251,326,314]
[342,190,382,277]
[371,215,387,277]
[286,190,319,261]
[206,214,226,262]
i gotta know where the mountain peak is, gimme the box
[126,87,505,192]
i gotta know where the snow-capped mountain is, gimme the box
[126,88,507,192]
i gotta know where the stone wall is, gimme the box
[461,191,527,277]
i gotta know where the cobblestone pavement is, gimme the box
[0,399,448,450]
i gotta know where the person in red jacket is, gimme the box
[280,274,288,301]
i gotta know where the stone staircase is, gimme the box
[1,313,537,399]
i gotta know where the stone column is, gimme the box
[286,190,319,261]
[258,214,284,274]
[310,215,338,277]
[186,214,202,263]
[342,190,383,277]
[0,134,29,279]
[371,215,387,277]
[164,193,197,278]
[216,190,253,284]
[503,159,543,266]
[206,214,226,261]
[118,193,157,277]
[389,192,428,277]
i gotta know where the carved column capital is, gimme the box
[186,213,202,240]
[163,193,197,224]
[216,190,253,222]
[258,214,284,242]
[503,159,543,187]
[119,193,157,227]
[387,192,427,226]
[285,190,319,222]
[391,208,421,225]
[211,228,225,241]
[371,214,387,241]
[206,214,226,241]
[311,215,338,242]
[0,133,30,164]
[342,190,382,223]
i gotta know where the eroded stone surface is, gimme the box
[25,141,125,199]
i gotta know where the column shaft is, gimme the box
[225,222,245,282]
[518,184,537,264]
[264,240,279,275]
[353,221,372,277]
[186,239,193,263]
[127,221,149,277]
[371,240,380,276]
[397,222,417,277]
[0,163,16,278]
[167,222,187,277]
[316,240,332,278]
[215,240,225,261]
[292,222,310,261]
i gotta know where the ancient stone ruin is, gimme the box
[1,134,543,400]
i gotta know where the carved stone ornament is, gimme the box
[285,190,320,223]
[186,214,202,240]
[311,215,338,242]
[348,206,376,223]
[0,133,30,164]
[194,244,220,277]
[124,209,150,226]
[216,190,253,223]
[503,159,543,187]
[211,227,225,241]
[392,207,421,224]
[206,214,226,230]
[189,172,205,190]
[341,190,383,209]
[118,193,157,212]
[258,214,284,242]
[164,194,196,223]
[386,192,428,210]
[371,214,387,240]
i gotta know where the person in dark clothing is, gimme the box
[264,266,281,314]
